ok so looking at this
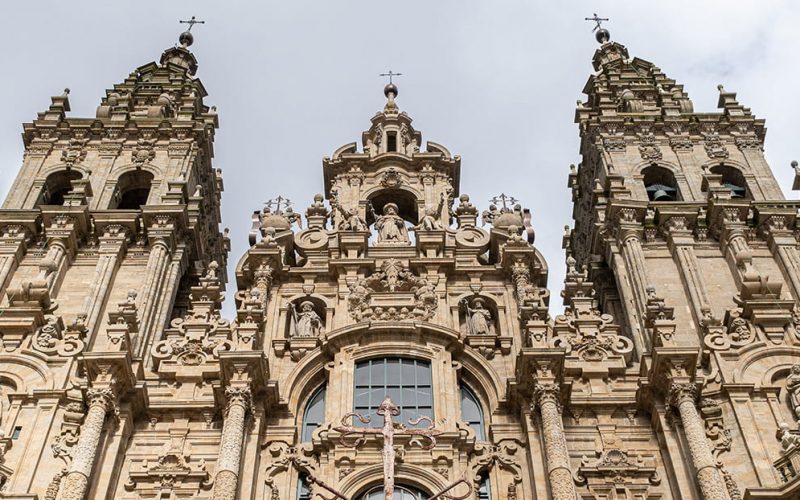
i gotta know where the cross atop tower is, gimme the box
[379,70,403,85]
[179,16,205,32]
[264,195,292,214]
[490,193,519,211]
[584,13,608,32]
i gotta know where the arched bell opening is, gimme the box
[710,164,750,199]
[642,165,680,202]
[35,170,82,207]
[109,170,154,209]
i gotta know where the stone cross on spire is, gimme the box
[180,16,205,31]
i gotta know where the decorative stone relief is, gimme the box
[346,258,438,321]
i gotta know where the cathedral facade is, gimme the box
[0,23,799,500]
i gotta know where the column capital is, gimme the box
[533,382,562,413]
[86,387,117,413]
[668,382,697,408]
[224,385,252,414]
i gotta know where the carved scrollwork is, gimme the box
[346,258,438,322]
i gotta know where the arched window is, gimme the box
[36,170,82,207]
[710,165,749,199]
[361,485,426,500]
[478,473,492,500]
[109,170,153,209]
[301,385,326,442]
[297,474,311,500]
[642,166,679,201]
[354,358,432,425]
[461,385,485,440]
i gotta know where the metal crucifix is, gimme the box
[334,397,441,500]
[489,193,519,211]
[264,195,292,214]
[584,12,609,32]
[179,15,205,32]
[379,70,403,85]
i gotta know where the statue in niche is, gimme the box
[461,297,493,335]
[413,193,447,231]
[372,202,409,244]
[786,364,800,421]
[291,301,323,338]
[335,205,368,231]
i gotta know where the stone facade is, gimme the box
[1,26,800,500]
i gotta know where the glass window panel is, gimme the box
[416,363,432,386]
[302,386,326,442]
[356,363,371,386]
[386,358,401,381]
[363,485,425,500]
[478,473,491,500]
[353,358,433,427]
[370,360,385,385]
[460,385,485,441]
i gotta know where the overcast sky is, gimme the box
[1,1,798,317]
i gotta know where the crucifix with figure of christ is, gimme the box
[334,397,473,500]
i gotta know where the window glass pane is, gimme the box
[460,385,484,441]
[363,485,425,500]
[353,358,433,426]
[478,474,491,500]
[297,475,311,500]
[301,386,325,442]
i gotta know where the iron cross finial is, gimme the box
[584,13,609,32]
[490,193,520,211]
[379,70,403,85]
[179,16,205,32]
[264,196,293,214]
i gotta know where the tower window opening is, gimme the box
[711,165,749,199]
[36,170,82,207]
[642,166,680,202]
[11,426,21,440]
[110,170,154,210]
[387,132,397,152]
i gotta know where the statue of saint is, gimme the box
[414,193,447,231]
[291,301,322,338]
[336,205,368,231]
[462,298,492,335]
[787,364,800,421]
[373,203,409,244]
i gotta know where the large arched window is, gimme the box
[710,165,749,199]
[361,485,426,500]
[36,170,82,207]
[301,385,326,442]
[109,170,153,209]
[460,385,485,440]
[478,473,492,500]
[642,165,680,201]
[354,358,432,425]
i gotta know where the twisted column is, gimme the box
[211,386,252,500]
[56,388,115,500]
[534,383,576,500]
[669,384,726,500]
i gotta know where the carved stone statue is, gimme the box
[462,297,492,335]
[335,205,368,231]
[413,193,446,231]
[291,301,322,338]
[373,203,409,244]
[778,422,800,451]
[786,364,800,421]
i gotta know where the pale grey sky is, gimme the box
[1,1,798,317]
